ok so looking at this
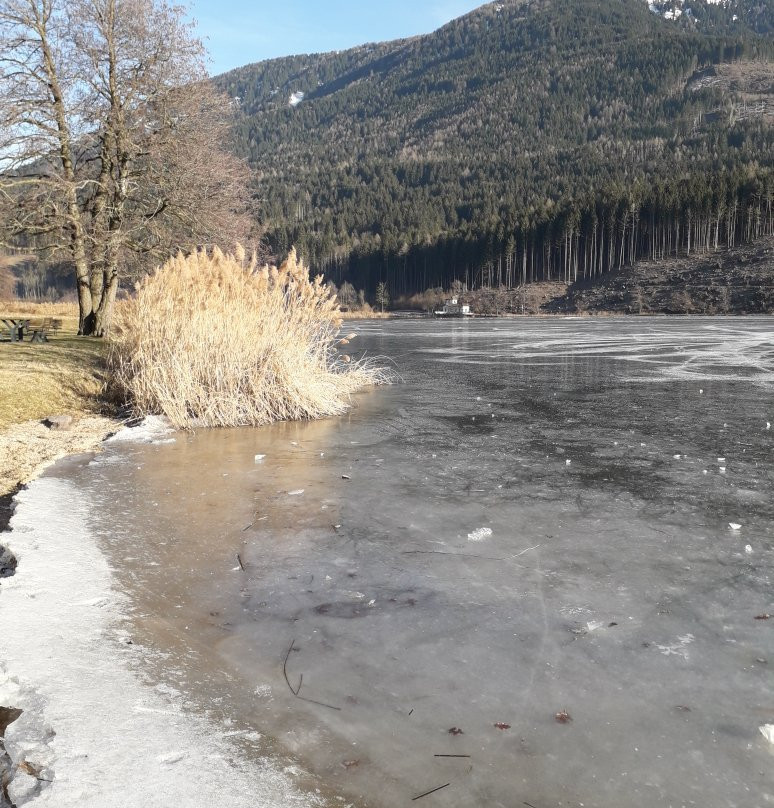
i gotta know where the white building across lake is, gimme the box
[433,297,472,317]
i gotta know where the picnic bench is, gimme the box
[1,318,29,342]
[0,317,62,343]
[27,317,63,342]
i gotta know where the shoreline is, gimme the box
[0,472,322,808]
[0,415,121,533]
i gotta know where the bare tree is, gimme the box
[0,0,253,335]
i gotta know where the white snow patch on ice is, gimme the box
[107,415,174,444]
[0,477,323,808]
[656,633,695,660]
[467,527,492,542]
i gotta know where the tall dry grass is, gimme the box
[0,300,79,317]
[108,247,386,428]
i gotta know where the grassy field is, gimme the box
[0,304,107,429]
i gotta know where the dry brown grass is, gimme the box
[0,299,79,318]
[0,300,115,501]
[0,318,107,430]
[341,306,391,320]
[109,246,387,428]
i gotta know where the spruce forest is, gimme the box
[216,0,773,299]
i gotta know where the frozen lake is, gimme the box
[43,317,774,806]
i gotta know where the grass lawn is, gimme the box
[0,312,107,429]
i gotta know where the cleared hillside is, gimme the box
[545,235,774,314]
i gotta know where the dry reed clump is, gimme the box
[108,247,386,428]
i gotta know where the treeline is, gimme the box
[653,0,774,37]
[319,167,772,295]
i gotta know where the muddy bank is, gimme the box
[0,415,119,530]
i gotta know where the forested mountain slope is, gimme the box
[215,0,773,296]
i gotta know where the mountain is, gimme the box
[645,0,774,35]
[214,0,773,297]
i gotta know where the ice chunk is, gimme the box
[728,523,741,531]
[254,454,266,463]
[745,545,753,554]
[760,725,774,744]
[287,489,304,496]
[586,620,605,632]
[158,751,187,765]
[8,770,39,803]
[108,415,173,444]
[467,527,493,542]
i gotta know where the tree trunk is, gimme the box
[93,270,119,336]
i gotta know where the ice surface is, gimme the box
[9,316,774,808]
[0,479,324,808]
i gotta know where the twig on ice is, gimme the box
[282,639,342,711]
[412,782,451,801]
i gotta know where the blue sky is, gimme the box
[186,0,483,75]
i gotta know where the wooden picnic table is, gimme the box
[0,317,62,343]
[1,318,30,342]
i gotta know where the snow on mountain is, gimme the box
[646,0,728,19]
